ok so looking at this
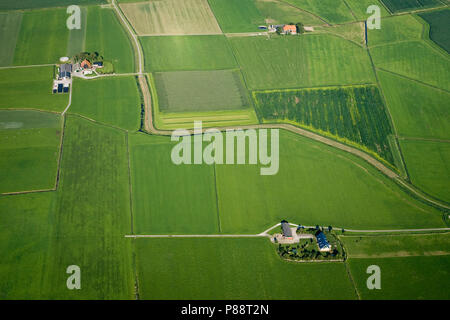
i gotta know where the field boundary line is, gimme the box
[376,67,450,93]
[0,63,55,70]
[398,136,450,143]
[277,0,330,25]
[395,178,450,210]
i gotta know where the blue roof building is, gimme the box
[315,231,331,252]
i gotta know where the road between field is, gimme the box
[125,223,450,238]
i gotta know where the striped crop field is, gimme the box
[253,85,396,165]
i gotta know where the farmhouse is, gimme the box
[315,231,331,252]
[281,220,293,240]
[81,59,92,69]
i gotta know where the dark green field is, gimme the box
[253,85,395,164]
[419,9,450,53]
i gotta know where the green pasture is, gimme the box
[419,9,450,53]
[0,0,106,11]
[253,85,395,164]
[207,0,265,32]
[0,110,62,193]
[141,35,237,72]
[378,70,450,140]
[342,233,450,258]
[85,6,135,74]
[380,0,442,13]
[135,238,356,299]
[13,8,68,65]
[66,6,87,57]
[0,67,68,111]
[400,139,450,203]
[370,40,450,91]
[229,34,375,90]
[129,133,219,234]
[368,14,423,47]
[349,255,450,299]
[283,0,355,24]
[215,130,444,233]
[0,12,22,67]
[70,77,141,131]
[154,70,249,112]
[313,22,365,46]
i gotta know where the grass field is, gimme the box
[283,0,355,24]
[66,7,87,57]
[229,34,375,90]
[154,70,249,112]
[129,133,220,234]
[378,70,450,140]
[342,233,450,258]
[0,110,62,193]
[207,0,265,33]
[370,40,450,91]
[253,85,395,164]
[135,238,356,299]
[368,14,424,47]
[400,140,450,203]
[0,12,22,67]
[0,0,106,11]
[215,130,444,234]
[43,115,134,299]
[141,35,237,72]
[313,22,365,46]
[349,255,450,299]
[70,77,141,131]
[254,0,324,26]
[380,0,442,13]
[120,0,221,35]
[419,9,450,53]
[0,67,68,112]
[13,8,68,66]
[344,0,390,20]
[85,6,135,74]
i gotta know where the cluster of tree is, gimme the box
[73,51,104,63]
[277,242,341,261]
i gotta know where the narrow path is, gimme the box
[0,63,55,70]
[61,82,73,115]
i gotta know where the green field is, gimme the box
[155,70,249,112]
[215,130,444,234]
[207,0,265,33]
[253,85,395,164]
[419,9,450,53]
[349,255,450,299]
[0,110,62,193]
[141,35,237,72]
[70,77,141,131]
[0,67,68,112]
[378,70,450,140]
[66,7,87,57]
[120,0,221,35]
[229,34,375,90]
[129,133,219,234]
[368,14,424,47]
[342,233,450,258]
[135,238,356,299]
[400,139,450,203]
[85,6,135,74]
[13,8,68,66]
[284,0,355,24]
[0,0,106,11]
[380,0,442,13]
[370,40,450,91]
[344,0,390,20]
[44,115,134,299]
[0,12,22,67]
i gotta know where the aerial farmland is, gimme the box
[0,0,449,308]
